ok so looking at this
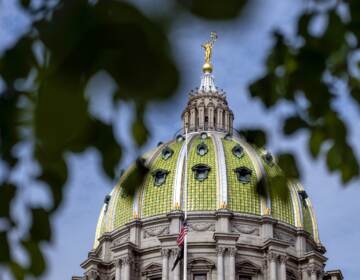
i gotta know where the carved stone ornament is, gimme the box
[171,248,181,258]
[267,252,278,263]
[114,234,130,245]
[188,222,215,232]
[228,247,237,257]
[231,223,259,235]
[278,255,288,264]
[143,225,169,238]
[121,255,134,265]
[216,246,226,256]
[161,248,170,257]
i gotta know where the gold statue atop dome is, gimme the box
[201,32,218,73]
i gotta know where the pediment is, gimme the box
[189,257,215,269]
[142,262,162,276]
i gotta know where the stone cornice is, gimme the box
[262,238,291,251]
[111,241,138,253]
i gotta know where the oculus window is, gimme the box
[232,144,244,159]
[196,143,208,156]
[151,169,169,186]
[263,152,274,166]
[200,132,208,139]
[234,167,252,183]
[192,164,211,182]
[161,147,174,160]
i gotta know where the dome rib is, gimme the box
[173,134,197,209]
[211,133,228,208]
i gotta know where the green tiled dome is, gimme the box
[94,131,320,247]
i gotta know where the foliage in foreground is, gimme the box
[0,0,359,279]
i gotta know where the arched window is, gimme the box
[151,169,169,186]
[192,164,211,181]
[234,167,252,183]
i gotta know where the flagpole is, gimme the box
[183,127,188,280]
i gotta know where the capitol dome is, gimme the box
[74,34,344,280]
[94,129,319,247]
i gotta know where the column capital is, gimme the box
[114,258,123,267]
[171,247,180,258]
[121,255,134,265]
[228,247,237,257]
[216,246,226,256]
[278,254,288,264]
[267,251,278,262]
[161,248,171,257]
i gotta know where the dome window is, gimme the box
[232,145,244,159]
[234,167,252,183]
[151,169,169,186]
[196,143,208,156]
[161,147,174,160]
[263,152,274,166]
[192,164,211,181]
[298,190,308,208]
[200,132,208,139]
[176,135,185,142]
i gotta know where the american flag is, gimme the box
[176,221,188,247]
[172,220,187,271]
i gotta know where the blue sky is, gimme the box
[1,0,360,279]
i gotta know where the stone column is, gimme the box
[279,255,287,280]
[199,106,204,129]
[301,269,309,280]
[122,255,133,280]
[267,252,277,280]
[224,111,229,131]
[190,108,196,131]
[171,248,181,280]
[208,106,214,129]
[228,248,236,280]
[310,266,318,280]
[217,247,226,280]
[161,249,170,280]
[115,259,122,280]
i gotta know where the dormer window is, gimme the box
[192,164,211,181]
[234,167,252,183]
[161,147,174,160]
[232,145,244,159]
[200,132,208,139]
[177,135,185,142]
[298,190,308,208]
[263,152,274,166]
[151,169,169,186]
[196,143,208,156]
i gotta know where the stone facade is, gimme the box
[73,209,340,280]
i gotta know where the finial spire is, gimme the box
[201,32,218,73]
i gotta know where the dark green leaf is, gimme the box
[238,129,267,147]
[0,231,10,262]
[283,116,307,135]
[0,183,16,220]
[178,0,247,20]
[277,153,300,179]
[29,208,52,242]
[21,240,46,276]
